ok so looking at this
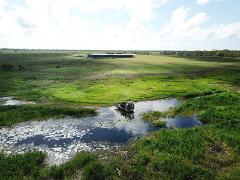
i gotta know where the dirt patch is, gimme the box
[205,141,237,171]
[208,142,229,156]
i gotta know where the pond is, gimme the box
[0,98,202,165]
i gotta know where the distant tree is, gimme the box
[1,64,14,71]
[159,50,240,58]
[18,65,25,71]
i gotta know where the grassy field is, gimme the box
[0,50,240,179]
[0,51,239,105]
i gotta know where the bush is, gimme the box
[1,64,14,71]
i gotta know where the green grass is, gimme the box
[0,105,96,127]
[41,152,121,180]
[0,152,46,179]
[142,111,170,127]
[1,93,237,179]
[41,76,226,105]
[128,92,240,179]
[1,50,240,179]
[1,52,239,105]
[0,152,120,180]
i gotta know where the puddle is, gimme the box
[166,115,202,128]
[0,98,202,165]
[0,97,35,106]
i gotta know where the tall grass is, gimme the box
[0,152,46,179]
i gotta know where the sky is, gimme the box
[0,0,239,50]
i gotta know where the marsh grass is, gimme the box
[0,152,46,179]
[0,105,96,126]
[142,111,170,127]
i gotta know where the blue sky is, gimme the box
[0,0,239,50]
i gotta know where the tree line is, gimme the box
[159,50,240,58]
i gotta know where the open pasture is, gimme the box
[0,51,239,105]
[0,50,240,179]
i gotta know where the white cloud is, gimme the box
[197,0,210,5]
[16,17,36,29]
[196,0,223,5]
[205,22,240,39]
[0,0,169,49]
[158,7,209,40]
[150,6,240,50]
[0,0,239,50]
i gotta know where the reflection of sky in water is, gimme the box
[167,115,202,129]
[0,98,201,165]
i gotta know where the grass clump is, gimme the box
[41,152,102,179]
[0,105,96,127]
[142,111,169,121]
[0,152,120,180]
[142,111,168,127]
[38,152,120,179]
[154,120,167,128]
[0,152,46,179]
[142,110,174,127]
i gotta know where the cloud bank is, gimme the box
[0,0,239,50]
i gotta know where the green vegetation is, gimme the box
[0,105,96,127]
[142,111,170,127]
[130,92,240,179]
[2,91,240,179]
[42,152,120,180]
[0,152,46,179]
[0,152,120,180]
[0,49,240,179]
[1,50,238,105]
[160,49,240,59]
[143,111,173,121]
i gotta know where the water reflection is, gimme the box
[0,98,202,165]
[166,115,202,129]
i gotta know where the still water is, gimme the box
[0,98,202,165]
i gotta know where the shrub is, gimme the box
[1,64,14,71]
